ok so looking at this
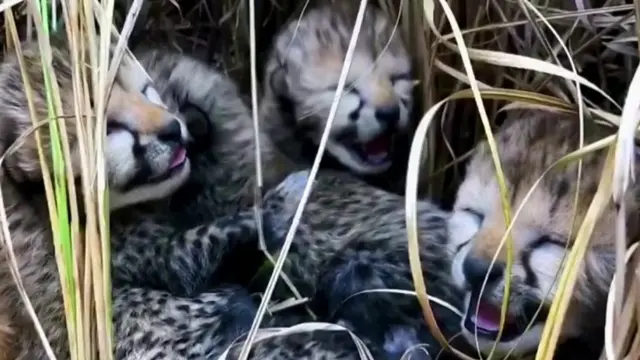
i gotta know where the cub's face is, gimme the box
[0,44,193,211]
[105,59,191,210]
[447,113,633,356]
[268,6,414,175]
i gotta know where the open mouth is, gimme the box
[347,131,394,167]
[147,147,188,184]
[122,147,189,192]
[463,293,526,342]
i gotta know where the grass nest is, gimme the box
[1,0,640,359]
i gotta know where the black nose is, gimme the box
[462,255,504,289]
[374,104,400,126]
[158,119,183,143]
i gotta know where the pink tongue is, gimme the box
[170,148,187,169]
[474,302,503,332]
[363,135,390,155]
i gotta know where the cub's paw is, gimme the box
[275,170,313,205]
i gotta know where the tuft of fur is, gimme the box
[447,110,639,357]
[0,37,192,359]
[259,2,414,188]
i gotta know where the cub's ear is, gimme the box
[180,102,213,154]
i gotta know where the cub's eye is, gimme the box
[534,235,567,249]
[142,83,164,107]
[462,208,484,223]
[106,121,127,135]
[390,73,412,83]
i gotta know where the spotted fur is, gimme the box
[0,37,192,359]
[259,169,469,359]
[259,2,414,186]
[108,45,467,359]
[448,110,639,357]
[0,37,376,360]
[108,48,376,360]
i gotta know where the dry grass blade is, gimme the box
[235,1,372,359]
[249,0,313,319]
[406,95,474,360]
[0,0,24,13]
[450,88,575,110]
[437,4,635,43]
[433,59,493,90]
[97,4,142,359]
[604,242,640,360]
[421,1,514,357]
[27,7,79,360]
[1,1,132,359]
[105,0,143,93]
[4,4,72,359]
[219,322,376,360]
[609,53,640,360]
[0,122,56,360]
[334,288,464,318]
[249,0,265,264]
[612,62,640,205]
[506,5,589,360]
[536,145,617,360]
[58,2,94,357]
[430,5,621,113]
[448,45,619,110]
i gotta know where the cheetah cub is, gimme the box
[0,37,191,359]
[448,110,639,357]
[260,2,414,182]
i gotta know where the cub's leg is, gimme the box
[314,253,464,360]
[114,285,256,360]
[258,171,466,359]
[111,210,267,297]
[114,285,374,360]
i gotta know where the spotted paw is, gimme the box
[276,170,313,204]
[383,326,432,360]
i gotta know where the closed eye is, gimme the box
[141,83,165,107]
[530,235,568,250]
[449,207,485,251]
[521,235,568,287]
[390,73,413,107]
[462,208,484,223]
[390,72,412,83]
[106,120,129,135]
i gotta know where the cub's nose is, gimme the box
[462,255,504,289]
[158,119,183,144]
[374,104,401,126]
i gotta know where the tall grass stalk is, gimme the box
[235,1,371,358]
[0,1,142,359]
